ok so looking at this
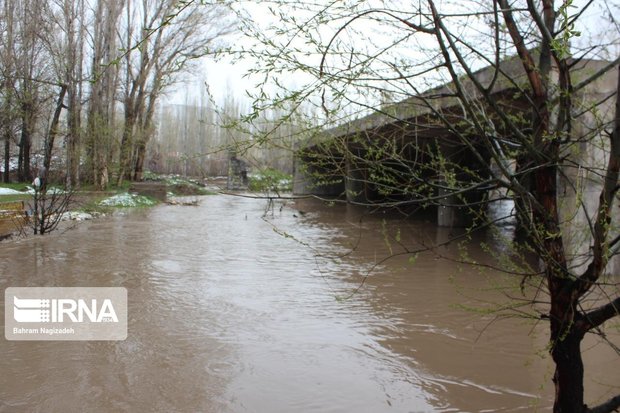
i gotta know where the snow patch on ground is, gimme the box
[1,187,67,195]
[98,193,157,207]
[0,188,23,195]
[44,187,66,194]
[60,211,97,221]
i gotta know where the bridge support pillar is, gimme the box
[345,156,367,203]
[437,187,459,227]
[437,185,484,228]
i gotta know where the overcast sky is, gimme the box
[164,0,615,110]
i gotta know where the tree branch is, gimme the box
[574,57,620,93]
[578,297,620,333]
[320,8,433,78]
[495,0,545,97]
[588,394,620,413]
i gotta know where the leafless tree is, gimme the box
[236,1,620,411]
[117,0,235,184]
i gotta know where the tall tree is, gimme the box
[236,1,620,411]
[14,0,50,183]
[0,0,17,183]
[117,0,235,184]
[85,0,123,190]
[42,0,87,188]
[50,0,86,188]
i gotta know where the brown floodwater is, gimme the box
[0,195,618,412]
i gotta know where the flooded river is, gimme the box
[0,195,618,412]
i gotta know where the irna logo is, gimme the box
[13,296,119,323]
[5,287,127,341]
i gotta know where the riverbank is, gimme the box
[0,174,214,241]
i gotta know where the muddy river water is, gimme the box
[0,195,618,412]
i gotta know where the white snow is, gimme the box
[98,193,157,207]
[60,211,95,221]
[0,186,66,195]
[0,188,24,195]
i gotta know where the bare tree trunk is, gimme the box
[2,91,14,183]
[66,86,81,188]
[118,105,136,184]
[3,137,9,183]
[133,84,159,181]
[62,0,85,189]
[42,85,68,187]
[1,0,16,184]
[551,330,586,412]
[17,104,34,182]
[134,140,146,181]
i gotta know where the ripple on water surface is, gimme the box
[0,195,617,412]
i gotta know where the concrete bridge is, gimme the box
[293,56,617,227]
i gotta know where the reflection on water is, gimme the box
[0,195,618,412]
